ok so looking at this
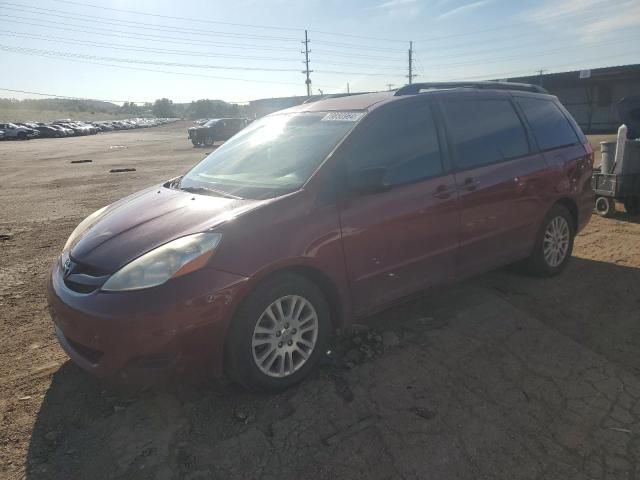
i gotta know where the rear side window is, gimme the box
[441,98,529,170]
[517,97,580,151]
[345,102,443,185]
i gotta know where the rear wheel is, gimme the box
[526,204,574,276]
[595,196,615,217]
[225,274,331,391]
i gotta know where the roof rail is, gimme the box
[394,81,548,96]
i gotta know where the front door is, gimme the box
[338,100,458,316]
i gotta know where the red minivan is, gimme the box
[48,82,594,390]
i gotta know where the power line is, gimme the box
[0,31,300,63]
[0,30,405,70]
[0,17,298,52]
[310,30,407,44]
[44,0,411,45]
[1,43,402,77]
[312,50,405,61]
[0,46,306,86]
[47,0,304,32]
[306,39,405,53]
[0,87,150,104]
[3,4,407,53]
[0,44,300,72]
[1,5,300,42]
[44,0,612,46]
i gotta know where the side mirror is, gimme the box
[348,167,391,194]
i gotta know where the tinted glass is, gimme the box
[441,98,529,170]
[345,102,443,186]
[180,111,359,199]
[517,97,579,151]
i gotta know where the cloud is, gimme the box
[437,0,494,20]
[524,0,640,40]
[370,0,418,10]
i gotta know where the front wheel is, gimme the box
[191,138,200,147]
[526,204,575,277]
[204,135,214,146]
[225,274,331,391]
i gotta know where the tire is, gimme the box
[595,196,615,217]
[204,135,214,146]
[624,197,639,216]
[225,273,331,391]
[17,132,26,140]
[191,138,200,147]
[526,204,575,277]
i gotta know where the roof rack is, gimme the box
[394,81,548,96]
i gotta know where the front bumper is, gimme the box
[47,259,248,384]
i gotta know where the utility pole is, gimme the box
[302,30,312,97]
[538,69,547,87]
[386,83,395,91]
[346,82,350,94]
[407,41,417,85]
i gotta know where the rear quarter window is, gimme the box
[517,97,580,151]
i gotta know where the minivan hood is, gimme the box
[71,185,265,272]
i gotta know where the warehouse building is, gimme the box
[507,63,640,133]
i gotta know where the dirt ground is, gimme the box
[1,125,639,480]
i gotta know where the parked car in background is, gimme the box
[50,124,74,136]
[34,125,63,138]
[0,130,4,140]
[48,82,593,391]
[187,117,249,146]
[0,122,38,139]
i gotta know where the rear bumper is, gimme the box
[47,259,249,384]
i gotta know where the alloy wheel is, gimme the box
[543,216,570,267]
[251,295,319,378]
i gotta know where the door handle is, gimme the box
[432,184,456,200]
[461,177,480,191]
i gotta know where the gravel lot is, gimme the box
[1,124,639,480]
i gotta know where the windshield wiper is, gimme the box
[180,185,243,200]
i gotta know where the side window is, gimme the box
[345,102,443,186]
[441,98,529,170]
[517,97,580,151]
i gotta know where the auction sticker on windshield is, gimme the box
[321,112,365,122]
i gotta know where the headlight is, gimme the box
[101,232,222,292]
[63,206,109,252]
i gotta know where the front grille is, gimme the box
[62,257,111,294]
[64,280,98,294]
[66,336,104,364]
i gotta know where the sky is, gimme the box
[1,0,639,104]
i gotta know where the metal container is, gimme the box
[600,141,616,173]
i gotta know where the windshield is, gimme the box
[179,111,363,199]
[204,119,219,127]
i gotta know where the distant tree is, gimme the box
[185,99,243,120]
[152,98,175,118]
[119,102,143,115]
